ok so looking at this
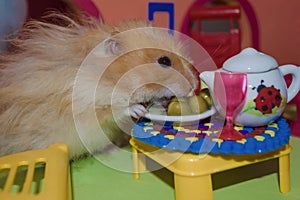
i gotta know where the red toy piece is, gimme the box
[189,5,241,68]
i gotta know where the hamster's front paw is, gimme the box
[129,104,147,119]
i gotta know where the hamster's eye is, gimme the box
[157,56,172,68]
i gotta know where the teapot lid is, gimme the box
[223,47,278,73]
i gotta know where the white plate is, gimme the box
[144,107,216,123]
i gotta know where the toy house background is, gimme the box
[8,0,299,65]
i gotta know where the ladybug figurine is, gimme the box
[253,80,282,114]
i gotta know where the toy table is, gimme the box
[130,138,291,200]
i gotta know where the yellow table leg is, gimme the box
[278,153,291,193]
[174,174,213,200]
[132,146,146,180]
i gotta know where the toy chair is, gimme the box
[0,144,71,200]
[130,138,291,200]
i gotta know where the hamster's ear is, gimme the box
[104,38,121,56]
[93,37,121,57]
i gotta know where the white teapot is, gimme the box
[200,47,300,127]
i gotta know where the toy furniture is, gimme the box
[0,144,71,200]
[130,138,291,200]
[189,5,241,68]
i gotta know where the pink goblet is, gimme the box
[214,72,247,140]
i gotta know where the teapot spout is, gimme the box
[200,71,215,91]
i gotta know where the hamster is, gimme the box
[0,13,198,159]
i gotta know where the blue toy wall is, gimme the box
[0,0,28,52]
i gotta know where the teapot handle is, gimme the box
[279,64,300,103]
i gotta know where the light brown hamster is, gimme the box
[0,13,198,159]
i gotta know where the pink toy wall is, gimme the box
[90,0,299,65]
[90,0,193,29]
[26,0,300,65]
[246,0,299,65]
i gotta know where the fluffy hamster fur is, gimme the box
[0,13,198,159]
